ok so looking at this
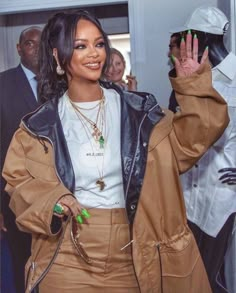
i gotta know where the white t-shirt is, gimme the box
[58,87,125,209]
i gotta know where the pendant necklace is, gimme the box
[67,88,106,191]
[75,107,106,191]
[68,89,105,149]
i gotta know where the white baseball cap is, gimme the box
[170,6,229,35]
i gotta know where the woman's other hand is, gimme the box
[173,30,208,77]
[126,75,137,91]
[218,168,236,185]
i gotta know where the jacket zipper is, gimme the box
[29,218,70,292]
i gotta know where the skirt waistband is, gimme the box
[83,208,128,225]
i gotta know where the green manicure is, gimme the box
[76,215,83,224]
[194,34,197,39]
[81,209,91,219]
[171,54,175,63]
[188,29,191,34]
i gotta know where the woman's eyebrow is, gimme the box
[74,36,104,42]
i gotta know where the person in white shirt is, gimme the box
[170,6,236,293]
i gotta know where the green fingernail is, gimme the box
[194,33,197,39]
[205,46,209,50]
[188,29,191,34]
[181,37,185,42]
[81,209,91,219]
[76,215,83,224]
[171,54,175,63]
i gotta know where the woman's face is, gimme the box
[106,53,125,83]
[67,19,107,84]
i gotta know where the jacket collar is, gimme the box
[22,81,164,136]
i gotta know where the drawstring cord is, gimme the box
[120,239,134,251]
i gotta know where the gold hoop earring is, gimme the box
[56,65,65,75]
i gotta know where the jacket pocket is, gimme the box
[25,157,58,182]
[160,232,198,277]
[159,231,211,292]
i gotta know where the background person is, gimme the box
[219,167,236,293]
[0,25,42,293]
[167,32,181,112]
[168,32,182,61]
[171,6,236,292]
[2,10,229,293]
[104,47,137,91]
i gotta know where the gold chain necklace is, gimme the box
[68,87,104,111]
[67,88,106,191]
[76,111,106,191]
[68,90,105,148]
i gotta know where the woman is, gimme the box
[2,10,229,293]
[104,47,137,91]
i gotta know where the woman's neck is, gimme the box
[67,81,102,102]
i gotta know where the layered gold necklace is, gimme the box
[69,89,105,149]
[66,88,106,191]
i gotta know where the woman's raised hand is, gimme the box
[173,30,208,77]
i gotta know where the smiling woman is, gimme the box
[2,9,229,293]
[104,47,137,91]
[52,18,107,100]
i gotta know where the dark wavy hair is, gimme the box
[38,10,111,102]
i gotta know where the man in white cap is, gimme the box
[170,6,236,293]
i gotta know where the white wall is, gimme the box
[0,0,123,14]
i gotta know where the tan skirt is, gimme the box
[39,208,140,292]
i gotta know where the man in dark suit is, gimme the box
[0,26,42,293]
